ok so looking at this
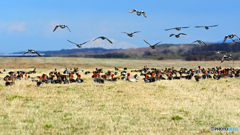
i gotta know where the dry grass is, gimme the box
[0,57,240,134]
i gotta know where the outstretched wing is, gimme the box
[223,36,228,43]
[182,26,190,29]
[35,51,42,57]
[67,39,78,45]
[234,34,240,39]
[169,34,175,37]
[192,40,198,44]
[154,41,162,46]
[93,37,101,42]
[165,28,172,31]
[66,26,71,32]
[208,25,218,27]
[105,37,113,44]
[143,40,151,46]
[129,9,137,13]
[179,33,187,35]
[53,25,59,32]
[22,51,29,56]
[121,32,128,34]
[81,40,90,45]
[141,11,147,18]
[202,41,209,47]
[132,31,141,34]
[221,56,225,63]
[194,26,204,28]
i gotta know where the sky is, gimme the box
[0,0,240,53]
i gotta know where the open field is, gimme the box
[0,57,240,134]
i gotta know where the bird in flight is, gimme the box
[221,54,234,63]
[93,36,113,44]
[143,40,162,49]
[169,33,187,38]
[192,40,208,47]
[122,31,140,37]
[165,26,190,31]
[22,49,42,57]
[223,34,240,43]
[67,40,90,48]
[129,9,147,18]
[53,25,71,32]
[194,25,218,30]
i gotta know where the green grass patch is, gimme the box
[179,109,190,115]
[22,119,35,123]
[26,84,32,88]
[43,124,52,128]
[172,115,183,120]
[98,104,105,111]
[0,84,4,90]
[6,95,24,101]
[0,114,9,119]
[158,86,167,89]
[108,86,114,89]
[117,90,123,93]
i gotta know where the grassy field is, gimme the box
[0,57,240,134]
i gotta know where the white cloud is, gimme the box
[8,22,26,33]
[69,38,138,49]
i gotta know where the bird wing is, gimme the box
[105,38,113,44]
[121,32,128,34]
[67,39,78,45]
[66,26,71,32]
[35,51,42,57]
[80,40,90,45]
[143,40,152,46]
[208,25,218,27]
[93,37,101,41]
[202,41,209,47]
[132,31,141,34]
[182,26,190,29]
[53,25,59,32]
[142,11,147,18]
[165,28,172,31]
[179,33,187,35]
[154,41,162,46]
[169,34,175,37]
[223,36,228,43]
[22,51,29,56]
[194,26,204,28]
[129,9,137,13]
[221,56,225,63]
[235,34,240,39]
[192,41,198,44]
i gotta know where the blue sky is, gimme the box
[0,0,240,53]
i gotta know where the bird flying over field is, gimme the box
[169,33,187,38]
[194,25,218,30]
[221,54,234,63]
[53,25,71,32]
[165,26,190,31]
[122,31,140,37]
[192,40,208,47]
[129,9,147,18]
[67,40,90,48]
[143,40,161,49]
[22,49,42,57]
[223,34,240,43]
[93,36,113,44]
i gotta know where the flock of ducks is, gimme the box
[20,9,239,63]
[1,65,239,86]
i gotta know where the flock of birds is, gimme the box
[1,65,239,86]
[20,9,240,63]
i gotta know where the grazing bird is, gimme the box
[221,54,234,63]
[223,34,240,43]
[129,9,147,18]
[5,78,14,86]
[192,40,208,47]
[165,26,190,31]
[143,40,161,49]
[23,49,42,57]
[194,25,218,30]
[93,36,113,44]
[53,24,71,32]
[67,39,89,48]
[37,77,43,86]
[169,33,187,38]
[122,31,140,37]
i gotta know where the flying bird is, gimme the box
[122,31,140,37]
[143,40,161,49]
[165,26,190,31]
[192,40,208,47]
[223,34,240,43]
[129,9,147,18]
[195,25,218,30]
[169,33,187,38]
[67,40,90,48]
[221,54,234,63]
[53,25,71,32]
[22,49,42,57]
[93,36,113,44]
